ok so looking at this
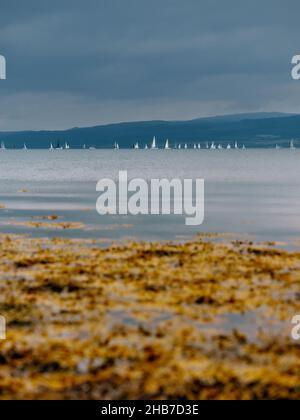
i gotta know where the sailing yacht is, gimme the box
[234,141,239,150]
[0,141,6,150]
[145,144,148,150]
[210,142,216,150]
[242,144,246,150]
[290,140,296,150]
[134,142,139,149]
[178,144,181,150]
[184,143,188,149]
[151,136,158,150]
[64,142,70,150]
[23,143,28,150]
[205,142,209,149]
[227,144,231,150]
[114,141,119,150]
[275,144,281,150]
[198,143,201,149]
[164,139,171,150]
[49,143,54,151]
[218,144,223,149]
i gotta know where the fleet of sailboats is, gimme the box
[0,139,298,150]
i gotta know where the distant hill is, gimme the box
[0,112,299,149]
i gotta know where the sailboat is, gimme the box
[1,141,6,150]
[218,144,223,149]
[49,143,54,151]
[290,140,296,150]
[23,143,28,150]
[114,141,119,150]
[210,142,216,150]
[64,142,70,150]
[275,144,281,150]
[234,141,239,150]
[164,139,171,150]
[151,136,158,150]
[184,143,188,149]
[227,144,231,150]
[178,144,181,150]
[134,142,139,149]
[198,143,201,149]
[242,144,246,150]
[205,142,209,149]
[145,144,148,150]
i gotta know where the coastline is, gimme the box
[0,234,299,399]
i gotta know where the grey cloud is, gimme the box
[0,0,300,129]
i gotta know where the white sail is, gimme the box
[242,144,246,150]
[65,142,70,150]
[234,141,239,150]
[151,136,157,149]
[134,142,139,149]
[227,144,231,149]
[49,143,54,150]
[210,142,216,150]
[1,141,6,150]
[198,143,201,149]
[218,144,223,149]
[164,139,170,149]
[275,144,280,150]
[206,142,209,149]
[290,140,296,149]
[23,143,28,150]
[178,144,181,150]
[114,141,119,150]
[184,143,188,149]
[145,144,148,150]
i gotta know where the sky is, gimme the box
[0,0,300,130]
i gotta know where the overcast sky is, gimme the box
[0,0,300,130]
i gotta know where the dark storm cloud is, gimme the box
[0,0,300,129]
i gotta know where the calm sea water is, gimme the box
[0,149,299,245]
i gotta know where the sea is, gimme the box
[0,149,299,246]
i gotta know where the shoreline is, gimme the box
[0,234,300,399]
